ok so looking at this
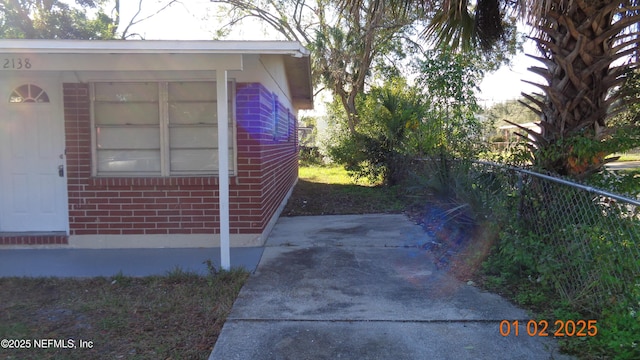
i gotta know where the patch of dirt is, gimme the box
[283,179,402,216]
[36,308,93,332]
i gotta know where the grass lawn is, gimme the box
[0,164,403,360]
[610,153,640,162]
[283,165,406,216]
[0,270,247,360]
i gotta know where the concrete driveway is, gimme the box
[210,214,573,360]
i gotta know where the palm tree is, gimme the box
[516,0,639,177]
[346,0,640,177]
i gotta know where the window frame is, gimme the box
[90,80,237,177]
[272,93,292,142]
[9,84,50,103]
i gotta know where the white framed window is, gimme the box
[9,84,50,103]
[91,81,236,177]
[272,94,291,141]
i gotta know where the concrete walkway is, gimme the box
[210,214,573,360]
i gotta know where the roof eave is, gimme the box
[0,39,314,110]
[284,55,314,111]
[0,39,310,57]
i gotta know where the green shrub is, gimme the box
[475,165,640,359]
[327,78,424,186]
[299,146,324,166]
[490,135,506,143]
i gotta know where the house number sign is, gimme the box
[2,58,32,70]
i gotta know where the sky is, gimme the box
[117,1,263,41]
[118,1,544,108]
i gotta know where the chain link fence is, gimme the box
[469,161,640,317]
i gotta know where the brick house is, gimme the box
[0,40,313,251]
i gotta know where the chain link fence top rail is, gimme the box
[471,161,639,316]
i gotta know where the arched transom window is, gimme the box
[9,84,50,103]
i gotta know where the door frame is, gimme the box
[0,74,68,233]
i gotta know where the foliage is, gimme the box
[211,0,420,135]
[0,0,117,39]
[503,67,640,178]
[504,1,640,178]
[327,47,491,187]
[601,68,640,164]
[298,114,324,165]
[471,162,640,359]
[403,47,491,208]
[612,69,640,128]
[529,130,634,180]
[346,0,520,55]
[350,0,640,180]
[328,78,424,185]
[413,47,486,159]
[496,215,640,359]
[299,146,324,166]
[586,169,640,199]
[0,0,180,40]
[483,98,539,138]
[591,295,640,360]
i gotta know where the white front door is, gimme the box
[0,78,68,232]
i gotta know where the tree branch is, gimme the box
[120,0,181,39]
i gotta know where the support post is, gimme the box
[217,70,230,270]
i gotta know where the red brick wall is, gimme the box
[235,83,298,234]
[0,234,68,245]
[62,82,297,242]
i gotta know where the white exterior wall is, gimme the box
[231,55,293,110]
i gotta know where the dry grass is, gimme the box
[0,269,248,360]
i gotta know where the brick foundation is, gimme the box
[0,233,68,246]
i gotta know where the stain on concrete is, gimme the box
[211,215,573,360]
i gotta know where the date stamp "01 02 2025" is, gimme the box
[500,319,598,337]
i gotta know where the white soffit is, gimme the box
[0,39,313,109]
[0,39,309,56]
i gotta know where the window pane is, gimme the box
[169,102,216,124]
[95,103,159,125]
[169,126,236,148]
[170,149,234,173]
[168,82,216,101]
[97,127,160,149]
[9,84,49,103]
[95,83,158,102]
[97,150,161,174]
[92,81,236,177]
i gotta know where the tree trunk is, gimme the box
[523,0,639,177]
